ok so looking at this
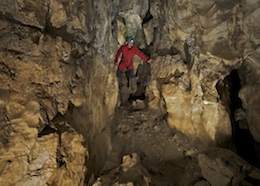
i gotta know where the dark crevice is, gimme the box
[43,24,73,43]
[57,129,65,168]
[42,4,89,50]
[38,111,71,167]
[142,9,153,25]
[184,40,195,71]
[38,125,56,137]
[228,70,255,165]
[49,112,70,167]
[0,62,16,80]
[244,176,260,185]
[43,5,74,44]
[217,69,259,168]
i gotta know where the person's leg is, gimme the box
[128,69,136,91]
[125,70,130,87]
[129,69,135,78]
[116,70,123,88]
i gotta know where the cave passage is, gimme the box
[227,69,259,167]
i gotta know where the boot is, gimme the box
[130,78,137,92]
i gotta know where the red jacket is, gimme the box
[114,45,148,70]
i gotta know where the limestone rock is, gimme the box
[0,133,58,186]
[198,147,260,186]
[0,0,47,29]
[238,59,260,142]
[149,54,233,145]
[116,0,150,48]
[93,153,151,186]
[47,131,87,186]
[0,0,260,185]
[193,180,211,186]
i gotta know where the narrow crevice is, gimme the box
[217,69,259,167]
[38,125,56,137]
[56,129,65,168]
[42,4,88,47]
[142,9,153,25]
[43,6,74,44]
[51,113,73,168]
[0,62,15,79]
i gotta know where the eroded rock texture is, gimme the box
[0,0,117,185]
[144,0,260,146]
[113,0,260,145]
[0,0,260,185]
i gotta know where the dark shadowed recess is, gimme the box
[217,69,260,168]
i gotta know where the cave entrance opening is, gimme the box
[217,69,259,168]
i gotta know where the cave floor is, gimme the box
[98,103,203,186]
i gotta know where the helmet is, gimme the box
[127,36,134,43]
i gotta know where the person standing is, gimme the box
[114,36,152,90]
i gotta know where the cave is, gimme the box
[0,1,260,186]
[227,69,260,168]
[217,69,260,169]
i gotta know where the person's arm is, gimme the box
[133,46,150,62]
[114,46,123,64]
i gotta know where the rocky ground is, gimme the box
[88,65,260,186]
[95,103,203,186]
[91,91,260,186]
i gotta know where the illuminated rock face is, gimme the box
[0,0,260,185]
[144,0,260,146]
[149,54,233,145]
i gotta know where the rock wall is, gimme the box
[110,0,260,146]
[137,0,260,145]
[0,0,118,185]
